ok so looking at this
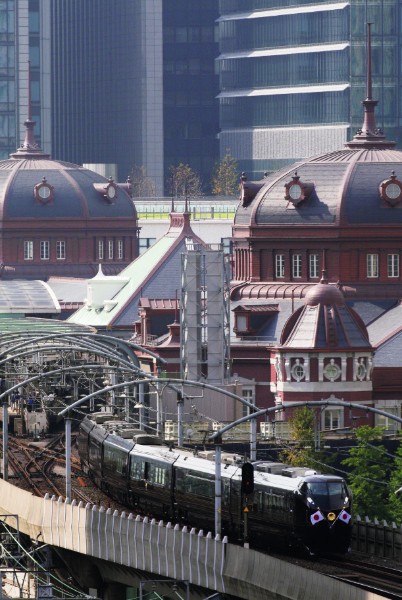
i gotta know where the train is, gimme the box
[77,413,353,555]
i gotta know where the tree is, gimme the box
[211,152,238,196]
[168,163,203,198]
[341,426,391,520]
[279,406,320,469]
[387,437,402,524]
[129,165,157,198]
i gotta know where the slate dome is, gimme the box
[2,118,136,222]
[0,114,139,279]
[235,55,402,231]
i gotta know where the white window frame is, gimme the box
[309,253,319,278]
[367,253,379,278]
[291,360,305,382]
[24,241,33,260]
[56,240,66,260]
[242,387,254,418]
[275,254,284,278]
[387,253,399,278]
[236,314,248,333]
[98,240,104,260]
[40,240,49,260]
[117,239,123,260]
[292,254,302,278]
[322,408,343,431]
[108,240,114,260]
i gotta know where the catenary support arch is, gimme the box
[210,400,402,536]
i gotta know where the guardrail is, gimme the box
[353,515,402,561]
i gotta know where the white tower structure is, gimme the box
[180,244,231,384]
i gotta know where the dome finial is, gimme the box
[320,269,328,284]
[10,60,50,159]
[346,22,395,149]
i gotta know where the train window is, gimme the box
[186,474,214,498]
[103,446,127,475]
[130,458,146,480]
[175,470,186,493]
[148,464,169,486]
[89,441,101,463]
[306,481,348,510]
[222,479,230,505]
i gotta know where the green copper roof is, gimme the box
[68,235,179,328]
[0,317,94,335]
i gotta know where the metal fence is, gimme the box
[353,516,402,561]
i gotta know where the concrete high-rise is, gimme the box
[217,1,402,179]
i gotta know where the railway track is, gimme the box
[5,433,126,510]
[314,556,402,599]
[4,434,402,597]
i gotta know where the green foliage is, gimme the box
[387,435,402,524]
[211,152,238,196]
[342,426,391,520]
[168,163,203,198]
[280,407,320,469]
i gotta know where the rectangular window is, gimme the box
[98,240,104,260]
[323,409,342,431]
[387,254,399,278]
[309,254,319,278]
[275,254,284,278]
[292,254,302,278]
[242,387,254,418]
[367,254,379,278]
[139,238,156,255]
[108,240,114,260]
[40,241,49,260]
[117,240,123,260]
[56,241,65,260]
[24,241,33,260]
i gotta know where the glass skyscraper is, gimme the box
[217,0,402,179]
[0,0,219,194]
[3,1,400,191]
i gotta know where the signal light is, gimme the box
[241,462,254,495]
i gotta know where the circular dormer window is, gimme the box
[284,171,313,206]
[291,359,305,382]
[34,177,54,204]
[324,360,341,382]
[356,359,367,381]
[104,177,117,203]
[379,171,402,206]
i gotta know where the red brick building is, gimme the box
[0,115,139,279]
[229,84,402,431]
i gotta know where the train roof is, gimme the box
[81,416,345,490]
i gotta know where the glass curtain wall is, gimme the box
[217,0,402,179]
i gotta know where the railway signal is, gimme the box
[241,462,254,495]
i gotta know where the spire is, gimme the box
[346,22,395,149]
[10,61,50,159]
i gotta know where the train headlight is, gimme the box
[327,512,336,521]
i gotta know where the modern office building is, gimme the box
[1,0,219,195]
[217,0,401,179]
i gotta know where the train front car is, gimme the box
[293,474,352,555]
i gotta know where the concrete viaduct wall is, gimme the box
[0,479,387,600]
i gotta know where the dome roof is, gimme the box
[304,272,345,307]
[0,117,136,222]
[280,275,371,350]
[235,27,402,231]
[235,146,402,229]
